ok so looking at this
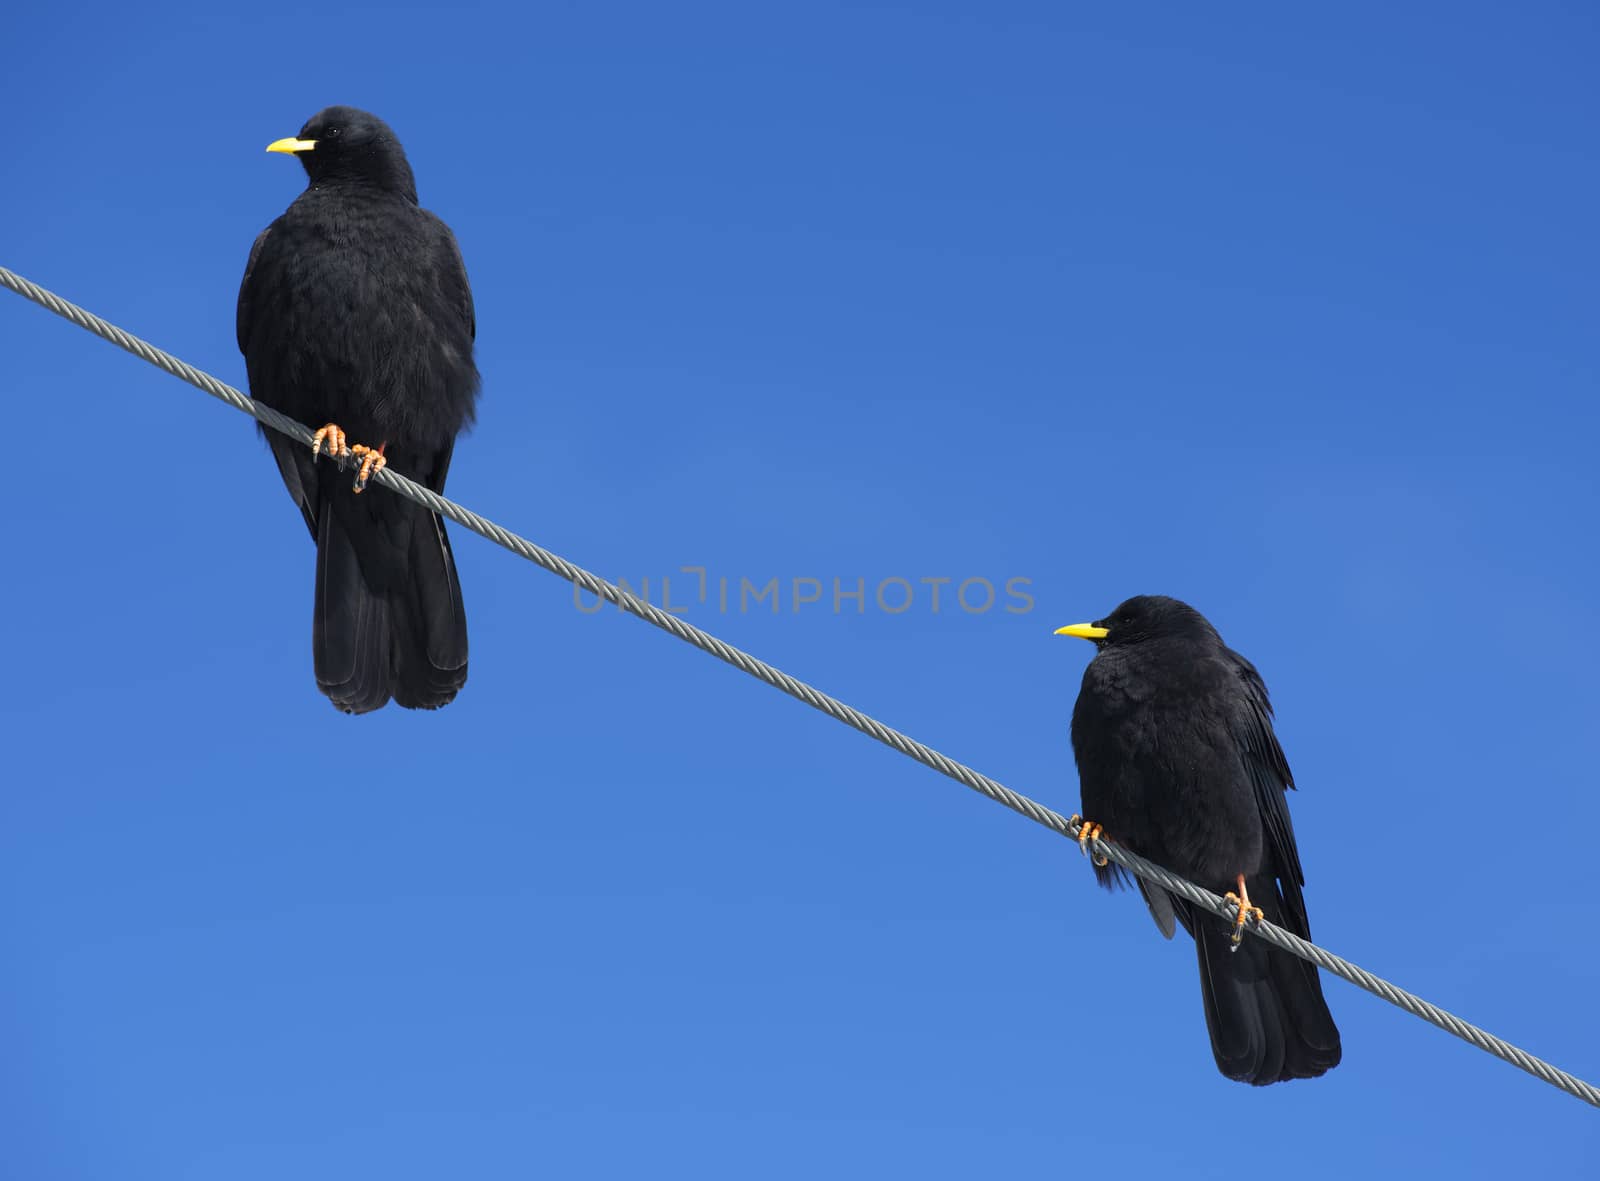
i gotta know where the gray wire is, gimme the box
[4,262,1596,1109]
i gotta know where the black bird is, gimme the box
[237,106,478,713]
[1057,595,1341,1085]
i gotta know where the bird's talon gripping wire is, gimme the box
[1224,877,1265,951]
[1069,815,1107,865]
[350,443,387,493]
[311,423,350,465]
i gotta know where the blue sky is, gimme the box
[3,2,1597,1175]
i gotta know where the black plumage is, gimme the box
[1060,595,1341,1085]
[237,106,479,713]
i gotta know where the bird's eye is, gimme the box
[326,127,342,138]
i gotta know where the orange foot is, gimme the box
[1068,814,1109,868]
[311,423,352,465]
[1223,873,1265,950]
[349,442,387,493]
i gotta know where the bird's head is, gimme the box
[266,106,417,201]
[1054,594,1219,650]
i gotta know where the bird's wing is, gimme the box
[418,213,475,487]
[267,433,319,540]
[1228,650,1312,933]
[425,213,476,342]
[1090,854,1174,936]
[237,223,319,540]
[416,224,463,492]
[237,226,271,355]
[1137,880,1178,939]
[426,438,456,494]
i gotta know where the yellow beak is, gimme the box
[1054,623,1109,641]
[266,137,317,155]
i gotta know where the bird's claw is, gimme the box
[1068,815,1109,867]
[350,443,387,493]
[1223,890,1265,950]
[309,422,383,491]
[311,423,351,465]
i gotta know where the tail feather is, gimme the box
[390,510,468,710]
[312,501,468,714]
[1184,875,1341,1085]
[314,504,394,714]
